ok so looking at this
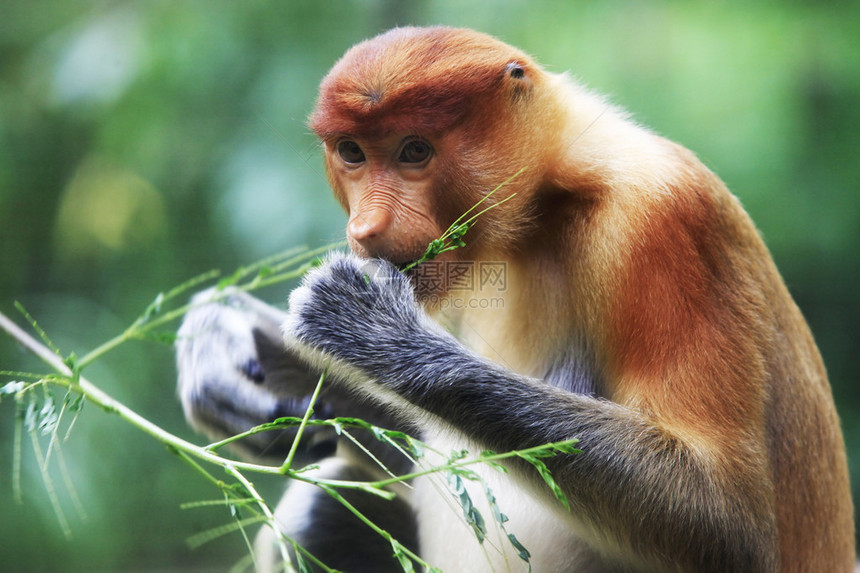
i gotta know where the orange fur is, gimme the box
[310,28,533,141]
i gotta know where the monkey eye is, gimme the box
[336,140,365,164]
[398,138,433,164]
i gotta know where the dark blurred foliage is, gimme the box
[0,1,858,570]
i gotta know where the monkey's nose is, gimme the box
[348,208,393,243]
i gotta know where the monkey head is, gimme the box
[309,26,564,266]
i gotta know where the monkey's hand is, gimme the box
[176,287,336,462]
[284,252,458,400]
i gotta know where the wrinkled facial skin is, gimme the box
[323,132,445,265]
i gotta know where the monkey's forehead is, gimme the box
[308,26,536,139]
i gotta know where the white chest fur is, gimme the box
[410,430,585,572]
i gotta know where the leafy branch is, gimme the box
[0,245,350,571]
[0,313,577,571]
[0,179,581,572]
[77,242,341,371]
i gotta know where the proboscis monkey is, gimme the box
[177,26,854,572]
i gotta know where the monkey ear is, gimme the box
[504,61,533,101]
[505,61,527,80]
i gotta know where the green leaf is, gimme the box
[551,440,582,454]
[145,292,165,321]
[478,450,509,474]
[217,267,245,289]
[391,539,415,573]
[508,532,532,564]
[63,352,79,375]
[184,516,267,549]
[481,482,506,526]
[64,392,85,413]
[379,429,411,441]
[519,453,570,511]
[485,461,509,474]
[333,416,374,431]
[448,472,487,543]
[295,552,312,573]
[266,416,304,428]
[291,463,320,474]
[406,436,424,458]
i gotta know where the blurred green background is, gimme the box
[1,1,858,571]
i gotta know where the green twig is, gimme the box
[401,167,524,272]
[370,440,580,491]
[76,241,345,370]
[1,229,580,572]
[319,484,438,573]
[279,369,327,473]
[28,413,71,538]
[226,465,295,573]
[12,397,24,504]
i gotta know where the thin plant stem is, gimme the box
[280,369,327,473]
[401,168,524,272]
[12,399,24,504]
[226,465,295,573]
[0,311,275,474]
[0,311,403,499]
[449,167,525,230]
[340,429,404,483]
[29,419,71,538]
[319,484,432,572]
[76,241,345,370]
[370,440,579,489]
[53,442,88,522]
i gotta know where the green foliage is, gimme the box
[1,247,581,572]
[515,441,583,512]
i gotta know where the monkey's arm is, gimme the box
[284,254,777,572]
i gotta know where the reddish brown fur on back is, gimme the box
[309,27,532,140]
[603,144,854,568]
[608,148,769,437]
